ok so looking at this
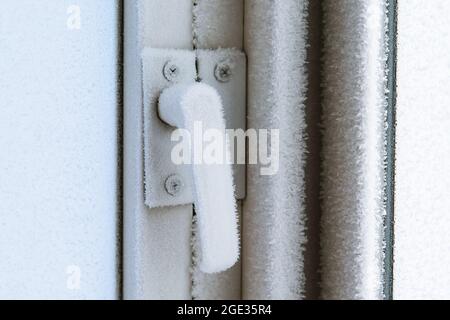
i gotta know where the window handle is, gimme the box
[158,83,240,274]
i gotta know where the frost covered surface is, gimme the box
[321,0,388,300]
[243,0,309,300]
[0,0,119,299]
[191,0,244,300]
[394,0,450,300]
[193,0,244,49]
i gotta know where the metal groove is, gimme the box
[384,0,398,301]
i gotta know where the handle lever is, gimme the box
[158,83,240,274]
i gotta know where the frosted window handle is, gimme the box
[158,83,240,274]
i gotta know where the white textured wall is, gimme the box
[394,0,450,300]
[0,0,119,299]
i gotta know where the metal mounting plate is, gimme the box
[143,48,246,209]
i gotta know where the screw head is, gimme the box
[164,174,184,196]
[163,61,180,82]
[214,60,233,83]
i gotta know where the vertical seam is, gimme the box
[384,0,398,301]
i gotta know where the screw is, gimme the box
[214,60,233,83]
[163,61,180,82]
[164,174,184,196]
